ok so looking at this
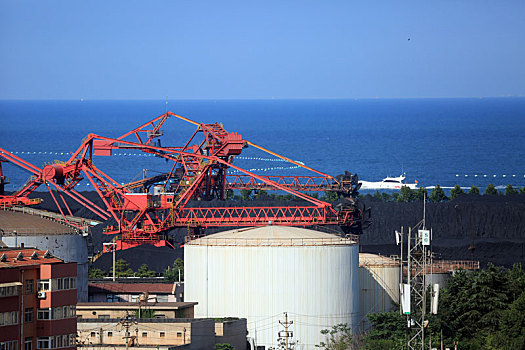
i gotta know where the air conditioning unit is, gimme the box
[37,291,46,299]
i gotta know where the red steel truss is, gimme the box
[0,111,368,250]
[225,174,350,192]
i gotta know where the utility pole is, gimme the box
[118,313,137,350]
[278,312,294,350]
[103,242,117,281]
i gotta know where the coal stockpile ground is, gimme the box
[359,193,525,267]
[25,191,525,270]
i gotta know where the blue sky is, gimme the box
[1,1,524,99]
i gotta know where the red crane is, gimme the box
[0,112,370,250]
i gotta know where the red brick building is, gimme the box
[0,248,77,350]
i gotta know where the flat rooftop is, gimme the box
[77,302,197,310]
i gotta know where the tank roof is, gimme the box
[187,226,357,246]
[0,210,77,235]
[359,253,399,267]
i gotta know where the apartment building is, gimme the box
[0,248,77,350]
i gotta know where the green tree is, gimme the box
[497,290,525,347]
[136,263,156,278]
[364,312,405,349]
[484,184,498,195]
[450,185,464,200]
[214,344,235,350]
[414,187,428,201]
[307,192,319,199]
[240,189,252,201]
[435,264,525,347]
[399,186,415,202]
[164,258,184,282]
[115,259,134,277]
[381,192,392,202]
[505,184,518,195]
[323,191,340,202]
[135,308,156,319]
[226,189,234,200]
[468,185,480,195]
[254,189,269,200]
[429,185,447,202]
[315,323,352,349]
[391,192,400,202]
[521,187,525,194]
[88,267,106,279]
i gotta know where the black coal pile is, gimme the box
[25,192,525,269]
[360,193,525,267]
[91,244,183,273]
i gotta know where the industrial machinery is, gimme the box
[0,112,370,250]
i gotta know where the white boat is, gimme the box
[359,175,418,190]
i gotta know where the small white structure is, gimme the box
[185,226,359,349]
[358,253,400,329]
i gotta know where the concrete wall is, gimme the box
[77,319,212,348]
[215,319,247,350]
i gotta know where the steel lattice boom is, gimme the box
[0,111,370,250]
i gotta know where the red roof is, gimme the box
[89,282,175,294]
[0,248,64,268]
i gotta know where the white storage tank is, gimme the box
[358,253,400,330]
[185,226,359,349]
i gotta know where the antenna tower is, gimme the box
[399,192,432,350]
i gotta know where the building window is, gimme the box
[106,294,119,302]
[37,280,50,292]
[131,295,139,302]
[107,332,112,337]
[0,311,18,326]
[177,332,182,337]
[55,336,62,349]
[37,337,50,349]
[0,340,18,350]
[156,294,168,302]
[24,338,32,350]
[25,308,33,323]
[62,335,68,348]
[54,307,63,320]
[159,332,165,338]
[37,309,50,320]
[98,315,110,319]
[141,332,147,337]
[25,280,34,294]
[90,332,95,337]
[0,285,19,297]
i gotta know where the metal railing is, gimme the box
[185,235,358,247]
[430,259,480,273]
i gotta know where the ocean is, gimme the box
[1,98,524,193]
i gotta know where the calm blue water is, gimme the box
[1,98,524,192]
